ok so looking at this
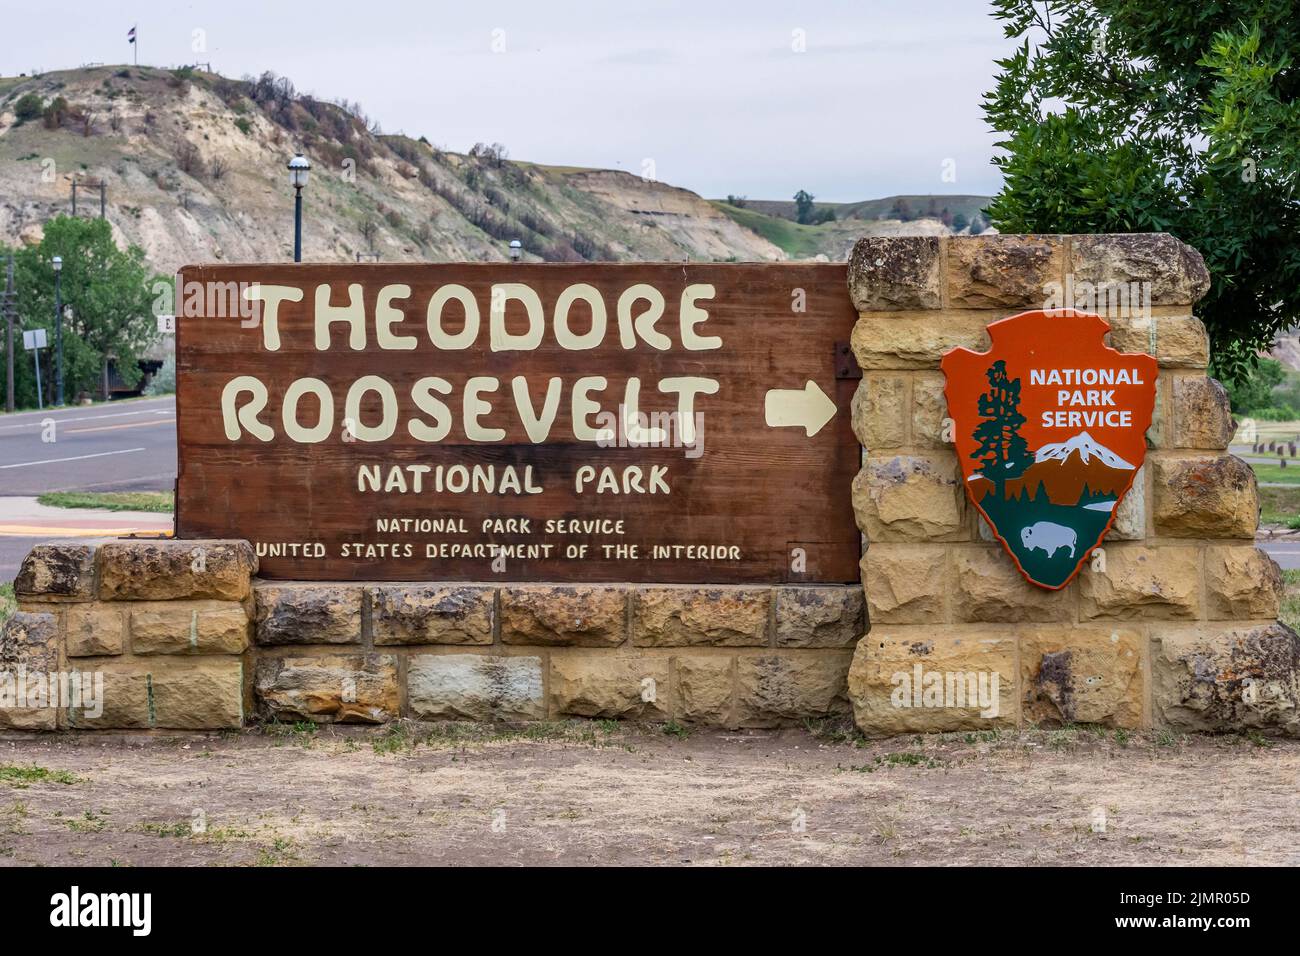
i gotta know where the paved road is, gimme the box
[1260,538,1300,571]
[0,397,176,583]
[0,396,176,495]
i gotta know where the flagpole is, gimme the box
[134,25,138,66]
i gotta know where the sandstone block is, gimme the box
[65,603,126,657]
[735,652,852,726]
[98,539,255,601]
[862,545,947,624]
[851,312,990,370]
[947,234,1064,308]
[633,587,769,647]
[1079,546,1200,620]
[549,654,669,719]
[1151,623,1300,735]
[0,611,61,730]
[954,547,1074,622]
[1104,465,1146,540]
[501,585,626,647]
[850,375,906,450]
[848,236,941,311]
[70,658,244,730]
[407,654,544,720]
[255,654,398,724]
[14,543,97,601]
[1151,456,1258,538]
[672,656,734,724]
[371,584,494,645]
[848,629,1018,735]
[911,372,949,448]
[774,586,865,648]
[1069,234,1211,306]
[853,455,967,542]
[130,600,250,655]
[1205,546,1283,621]
[1107,314,1209,368]
[1021,627,1144,728]
[254,583,362,645]
[1171,376,1234,450]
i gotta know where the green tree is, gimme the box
[982,1,1300,386]
[3,217,160,408]
[793,189,816,224]
[972,360,1033,499]
[1223,355,1286,412]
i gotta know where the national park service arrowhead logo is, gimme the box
[941,310,1158,590]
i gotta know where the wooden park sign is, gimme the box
[175,263,860,583]
[942,309,1158,590]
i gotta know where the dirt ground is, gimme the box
[0,721,1296,866]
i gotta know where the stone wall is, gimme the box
[5,233,1297,736]
[6,540,254,730]
[8,539,862,728]
[845,233,1298,737]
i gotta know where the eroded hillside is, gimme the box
[0,66,785,273]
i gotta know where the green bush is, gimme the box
[13,92,42,123]
[1244,405,1299,422]
[1224,357,1286,413]
[145,355,175,396]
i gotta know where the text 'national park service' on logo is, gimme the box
[941,310,1158,590]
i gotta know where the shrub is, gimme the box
[13,92,42,123]
[145,356,175,396]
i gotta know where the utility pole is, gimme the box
[4,253,14,413]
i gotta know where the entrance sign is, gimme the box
[176,263,860,583]
[941,309,1158,590]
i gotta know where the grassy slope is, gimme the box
[708,201,828,257]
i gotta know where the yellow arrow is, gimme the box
[764,381,837,437]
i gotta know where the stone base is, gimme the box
[8,540,863,730]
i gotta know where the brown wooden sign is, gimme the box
[175,263,859,583]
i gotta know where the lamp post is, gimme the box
[509,239,522,262]
[52,255,64,406]
[287,154,310,262]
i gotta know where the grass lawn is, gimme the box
[1283,570,1300,633]
[1260,485,1300,526]
[37,491,173,513]
[1249,463,1300,485]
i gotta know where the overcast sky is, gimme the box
[6,0,1013,202]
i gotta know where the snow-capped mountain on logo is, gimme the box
[1034,431,1135,470]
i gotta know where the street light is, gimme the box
[509,239,522,262]
[288,153,311,262]
[51,255,64,406]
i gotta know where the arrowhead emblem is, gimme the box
[941,309,1158,590]
[764,381,837,437]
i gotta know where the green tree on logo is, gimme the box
[972,360,1033,499]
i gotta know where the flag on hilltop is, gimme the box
[127,27,136,43]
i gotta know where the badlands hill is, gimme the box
[0,65,988,274]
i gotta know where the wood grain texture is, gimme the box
[176,262,859,582]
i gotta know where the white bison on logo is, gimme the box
[1020,521,1077,559]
